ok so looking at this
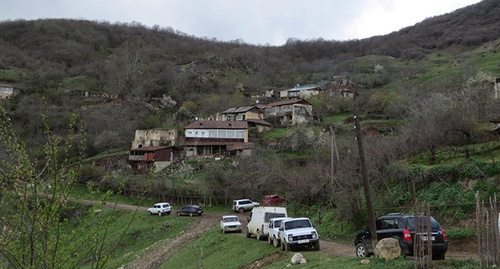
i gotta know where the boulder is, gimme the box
[360,259,371,264]
[291,253,305,264]
[374,238,401,261]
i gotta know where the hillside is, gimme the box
[0,0,500,267]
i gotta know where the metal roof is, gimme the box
[246,119,272,126]
[265,99,312,107]
[130,146,170,151]
[221,106,256,114]
[285,85,321,92]
[185,121,248,129]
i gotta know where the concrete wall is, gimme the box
[132,129,177,149]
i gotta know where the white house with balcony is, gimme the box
[183,121,253,157]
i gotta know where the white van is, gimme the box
[246,207,287,240]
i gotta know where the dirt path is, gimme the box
[125,212,224,269]
[69,198,478,268]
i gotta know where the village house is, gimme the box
[330,87,355,98]
[246,118,273,133]
[182,120,253,157]
[221,106,264,121]
[0,84,15,99]
[280,85,321,99]
[131,129,178,149]
[264,99,313,126]
[128,146,181,172]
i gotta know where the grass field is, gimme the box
[58,205,190,268]
[160,226,280,269]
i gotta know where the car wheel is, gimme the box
[189,212,193,217]
[246,228,251,238]
[239,208,244,213]
[273,237,280,248]
[149,211,153,216]
[313,241,320,251]
[356,243,367,258]
[256,230,261,241]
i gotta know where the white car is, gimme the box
[232,199,260,213]
[279,218,320,251]
[267,217,292,247]
[148,202,172,216]
[220,215,242,233]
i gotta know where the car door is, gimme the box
[377,218,399,241]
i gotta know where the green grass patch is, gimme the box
[259,128,290,139]
[61,75,92,92]
[265,254,414,269]
[70,183,156,207]
[264,254,478,269]
[324,113,351,124]
[160,226,280,269]
[59,205,190,268]
[0,69,22,82]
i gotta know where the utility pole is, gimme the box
[353,88,378,248]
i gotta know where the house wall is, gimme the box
[132,129,177,149]
[0,86,14,99]
[245,111,263,120]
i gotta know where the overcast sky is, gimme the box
[0,0,482,46]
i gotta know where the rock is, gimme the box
[374,238,401,261]
[299,258,307,264]
[291,253,305,264]
[286,263,291,267]
[361,259,371,264]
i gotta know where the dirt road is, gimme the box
[71,198,477,268]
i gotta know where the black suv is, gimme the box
[354,213,447,260]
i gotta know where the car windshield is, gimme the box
[285,219,312,230]
[223,217,239,222]
[274,220,284,227]
[264,213,286,222]
[406,216,441,231]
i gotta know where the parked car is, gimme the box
[147,202,172,216]
[262,194,284,205]
[246,207,287,240]
[176,205,203,217]
[220,215,242,233]
[354,213,448,260]
[267,217,292,247]
[232,199,260,213]
[279,218,320,251]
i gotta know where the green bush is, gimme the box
[78,164,104,183]
[446,228,476,239]
[417,182,475,219]
[473,178,500,201]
